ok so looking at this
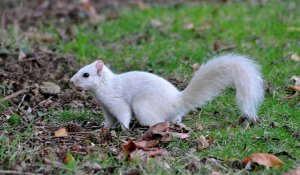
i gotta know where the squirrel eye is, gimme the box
[83,73,89,78]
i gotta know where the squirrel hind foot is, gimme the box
[238,114,261,125]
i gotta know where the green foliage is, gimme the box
[57,109,99,123]
[7,114,20,125]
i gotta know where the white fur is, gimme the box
[70,54,264,129]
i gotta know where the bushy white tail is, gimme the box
[181,54,264,121]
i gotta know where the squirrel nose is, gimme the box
[69,76,76,87]
[70,76,76,83]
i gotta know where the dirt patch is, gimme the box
[0,0,231,30]
[0,47,101,125]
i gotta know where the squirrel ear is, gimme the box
[96,60,104,75]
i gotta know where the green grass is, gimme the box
[1,1,300,174]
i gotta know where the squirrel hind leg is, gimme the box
[132,100,167,126]
[170,112,185,123]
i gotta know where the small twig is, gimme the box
[38,96,53,106]
[10,102,29,117]
[0,87,34,103]
[18,57,37,62]
[286,91,298,100]
[68,132,93,135]
[17,94,26,108]
[0,170,42,175]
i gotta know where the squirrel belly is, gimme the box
[70,54,264,129]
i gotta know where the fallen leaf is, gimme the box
[130,148,168,161]
[289,86,300,92]
[80,0,100,22]
[183,23,195,30]
[210,172,222,175]
[54,128,68,137]
[137,1,149,9]
[208,136,214,145]
[185,161,201,172]
[194,123,203,131]
[71,145,83,152]
[287,26,300,32]
[137,121,169,141]
[191,63,200,72]
[39,82,61,95]
[290,76,300,86]
[133,140,160,149]
[120,140,167,161]
[291,54,300,62]
[242,153,283,169]
[18,50,26,61]
[283,166,300,175]
[197,135,209,151]
[24,32,55,43]
[286,76,300,99]
[80,161,102,170]
[200,20,212,31]
[213,40,236,52]
[172,122,191,133]
[289,85,300,92]
[168,132,190,139]
[151,19,163,28]
[64,152,74,165]
[66,123,83,132]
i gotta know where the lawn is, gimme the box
[0,0,300,174]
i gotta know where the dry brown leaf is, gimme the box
[287,76,300,99]
[137,121,169,141]
[130,148,168,161]
[291,54,300,62]
[18,50,26,61]
[120,140,167,161]
[208,136,214,145]
[283,166,300,175]
[287,26,300,32]
[54,128,68,137]
[137,2,149,9]
[194,123,203,131]
[80,0,100,22]
[71,145,84,152]
[191,63,200,72]
[183,23,195,30]
[66,122,83,132]
[25,32,55,43]
[151,19,163,28]
[213,40,236,52]
[119,140,136,158]
[172,122,191,133]
[291,76,300,86]
[200,20,212,31]
[242,153,283,169]
[168,132,190,139]
[133,140,160,149]
[64,152,74,165]
[197,135,209,150]
[289,85,300,92]
[210,172,222,175]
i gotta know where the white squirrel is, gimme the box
[70,54,264,129]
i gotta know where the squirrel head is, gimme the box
[70,60,106,91]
